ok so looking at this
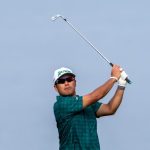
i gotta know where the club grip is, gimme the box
[109,62,132,84]
[109,62,114,67]
[125,77,132,84]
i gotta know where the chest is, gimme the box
[72,107,97,125]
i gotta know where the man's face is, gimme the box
[54,75,76,96]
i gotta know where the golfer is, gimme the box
[53,65,127,150]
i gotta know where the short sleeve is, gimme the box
[91,102,102,113]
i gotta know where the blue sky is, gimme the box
[0,0,150,150]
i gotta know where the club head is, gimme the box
[51,14,65,21]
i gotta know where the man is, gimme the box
[53,65,127,150]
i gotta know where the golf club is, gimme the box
[51,14,132,84]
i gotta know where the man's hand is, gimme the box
[110,65,122,81]
[118,71,127,87]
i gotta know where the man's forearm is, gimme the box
[108,86,125,114]
[83,78,117,108]
[90,78,117,101]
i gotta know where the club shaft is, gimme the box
[62,18,113,67]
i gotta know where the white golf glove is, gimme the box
[118,71,127,87]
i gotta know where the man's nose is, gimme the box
[64,80,69,85]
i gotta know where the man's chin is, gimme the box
[61,92,75,97]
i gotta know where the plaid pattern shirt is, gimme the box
[53,95,102,150]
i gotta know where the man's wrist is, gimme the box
[118,85,126,90]
[110,76,118,82]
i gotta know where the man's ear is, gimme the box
[74,79,77,87]
[54,85,58,92]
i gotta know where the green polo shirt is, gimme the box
[53,95,102,150]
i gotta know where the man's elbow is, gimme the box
[110,110,116,115]
[108,107,118,115]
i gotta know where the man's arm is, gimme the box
[82,65,121,109]
[96,86,125,117]
[82,78,116,108]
